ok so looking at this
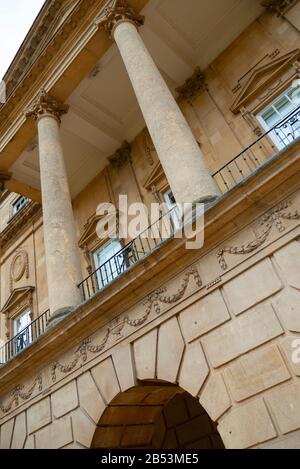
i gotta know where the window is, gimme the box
[12,196,29,216]
[163,189,181,230]
[13,309,32,355]
[93,238,123,289]
[257,85,300,149]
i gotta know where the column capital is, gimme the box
[0,172,11,193]
[261,0,296,16]
[95,0,144,38]
[176,67,206,101]
[109,141,132,168]
[25,89,69,124]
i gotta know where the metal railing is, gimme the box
[0,309,50,366]
[212,105,300,193]
[79,206,182,302]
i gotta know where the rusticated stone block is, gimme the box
[72,408,96,448]
[77,371,106,424]
[266,383,300,434]
[273,287,300,332]
[51,380,79,418]
[260,430,300,449]
[11,412,27,449]
[133,329,157,380]
[199,373,231,421]
[179,289,230,342]
[218,399,277,449]
[24,435,35,449]
[0,418,14,449]
[91,357,120,404]
[112,344,136,391]
[27,397,52,434]
[35,416,73,449]
[201,304,283,368]
[223,345,290,401]
[157,317,185,383]
[178,341,209,396]
[274,241,300,289]
[223,259,282,316]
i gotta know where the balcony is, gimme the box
[0,105,299,365]
[0,310,50,366]
[213,105,300,193]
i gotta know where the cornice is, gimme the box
[2,0,80,102]
[0,0,107,139]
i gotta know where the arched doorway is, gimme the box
[91,381,224,449]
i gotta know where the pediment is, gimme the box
[79,209,119,250]
[79,213,104,249]
[1,287,34,316]
[143,161,168,192]
[231,49,300,113]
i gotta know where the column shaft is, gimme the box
[113,21,220,205]
[37,114,82,319]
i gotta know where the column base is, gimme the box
[46,306,75,329]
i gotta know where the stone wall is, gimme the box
[1,185,300,449]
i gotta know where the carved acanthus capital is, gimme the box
[95,0,145,38]
[176,67,206,101]
[0,172,11,192]
[109,141,132,168]
[261,0,297,15]
[25,89,69,123]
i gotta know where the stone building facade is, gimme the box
[0,0,300,449]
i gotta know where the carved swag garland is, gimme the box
[0,265,202,414]
[218,201,300,270]
[1,200,299,413]
[50,266,202,382]
[0,375,42,414]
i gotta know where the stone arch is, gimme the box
[71,317,229,449]
[91,382,225,449]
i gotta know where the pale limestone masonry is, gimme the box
[2,191,300,449]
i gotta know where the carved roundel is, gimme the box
[10,251,28,283]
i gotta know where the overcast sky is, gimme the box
[0,0,45,80]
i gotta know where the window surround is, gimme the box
[230,49,300,137]
[1,286,35,341]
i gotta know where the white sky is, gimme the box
[0,0,45,80]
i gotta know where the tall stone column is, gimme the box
[96,0,220,206]
[26,90,82,325]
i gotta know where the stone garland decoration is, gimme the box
[218,201,300,270]
[0,375,42,414]
[50,266,202,382]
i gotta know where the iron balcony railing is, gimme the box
[0,309,50,366]
[79,206,183,302]
[212,105,300,193]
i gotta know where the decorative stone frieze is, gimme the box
[25,89,69,124]
[217,200,300,270]
[95,0,145,38]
